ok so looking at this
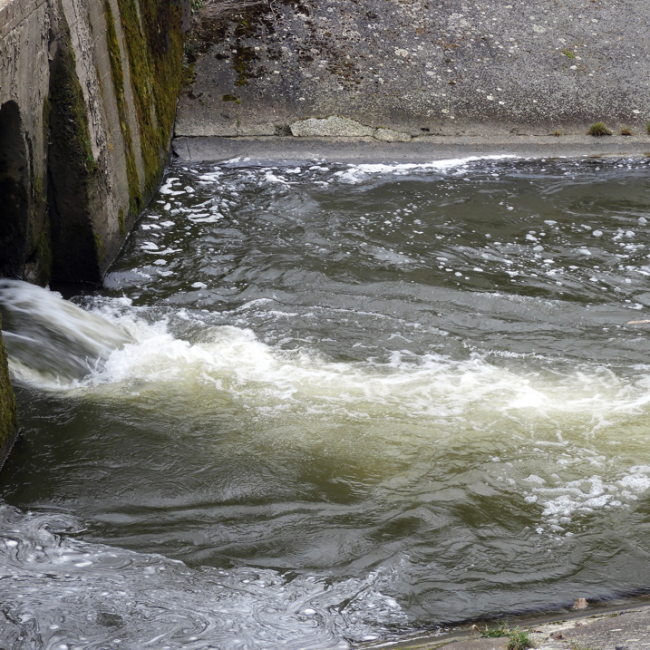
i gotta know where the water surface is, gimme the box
[2,155,650,649]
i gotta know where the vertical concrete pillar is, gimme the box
[0,101,29,278]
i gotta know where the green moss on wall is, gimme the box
[47,2,103,282]
[118,207,126,235]
[0,317,17,470]
[42,97,50,145]
[116,0,184,198]
[49,17,98,177]
[94,232,106,262]
[104,0,143,215]
[36,228,53,279]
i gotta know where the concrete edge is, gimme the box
[361,597,650,650]
[172,135,650,164]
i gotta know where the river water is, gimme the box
[2,155,650,649]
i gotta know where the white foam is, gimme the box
[6,282,650,532]
[9,299,641,439]
[527,468,650,527]
[332,156,517,184]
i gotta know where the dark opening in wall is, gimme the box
[0,101,29,277]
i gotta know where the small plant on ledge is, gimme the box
[587,122,612,136]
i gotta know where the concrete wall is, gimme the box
[0,316,17,472]
[0,0,188,285]
[0,0,188,468]
[177,0,650,140]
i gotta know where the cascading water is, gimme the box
[2,156,650,649]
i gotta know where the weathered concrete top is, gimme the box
[371,601,650,650]
[176,0,650,139]
[174,133,650,163]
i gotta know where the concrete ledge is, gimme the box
[173,135,650,164]
[367,600,650,650]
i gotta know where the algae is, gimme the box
[49,16,98,177]
[47,2,103,282]
[105,0,143,215]
[0,316,17,471]
[94,232,107,262]
[116,0,184,197]
[118,207,126,235]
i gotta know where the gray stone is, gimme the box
[290,115,375,137]
[374,127,412,143]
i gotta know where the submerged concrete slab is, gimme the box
[173,134,650,164]
[177,0,650,139]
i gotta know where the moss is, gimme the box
[118,207,126,235]
[233,46,258,86]
[116,0,184,197]
[42,96,50,145]
[47,1,104,282]
[587,121,612,136]
[94,232,106,261]
[104,0,143,215]
[49,16,98,176]
[33,227,53,283]
[0,317,17,471]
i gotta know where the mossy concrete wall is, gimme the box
[0,316,17,471]
[0,0,188,468]
[0,0,189,285]
[176,0,650,139]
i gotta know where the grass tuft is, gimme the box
[479,622,509,638]
[477,623,534,649]
[507,629,534,650]
[620,126,633,136]
[587,122,612,136]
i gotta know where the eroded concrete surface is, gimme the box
[176,0,650,139]
[368,603,650,650]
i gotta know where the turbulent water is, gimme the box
[2,155,650,649]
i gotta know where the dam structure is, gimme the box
[3,1,650,648]
[0,0,188,286]
[0,0,188,464]
[176,0,650,160]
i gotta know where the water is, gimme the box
[2,155,650,648]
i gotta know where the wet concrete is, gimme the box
[172,134,650,163]
[368,602,650,650]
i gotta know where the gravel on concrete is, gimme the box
[176,0,650,139]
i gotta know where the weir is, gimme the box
[2,0,650,647]
[2,157,650,647]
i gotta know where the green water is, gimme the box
[1,156,650,648]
